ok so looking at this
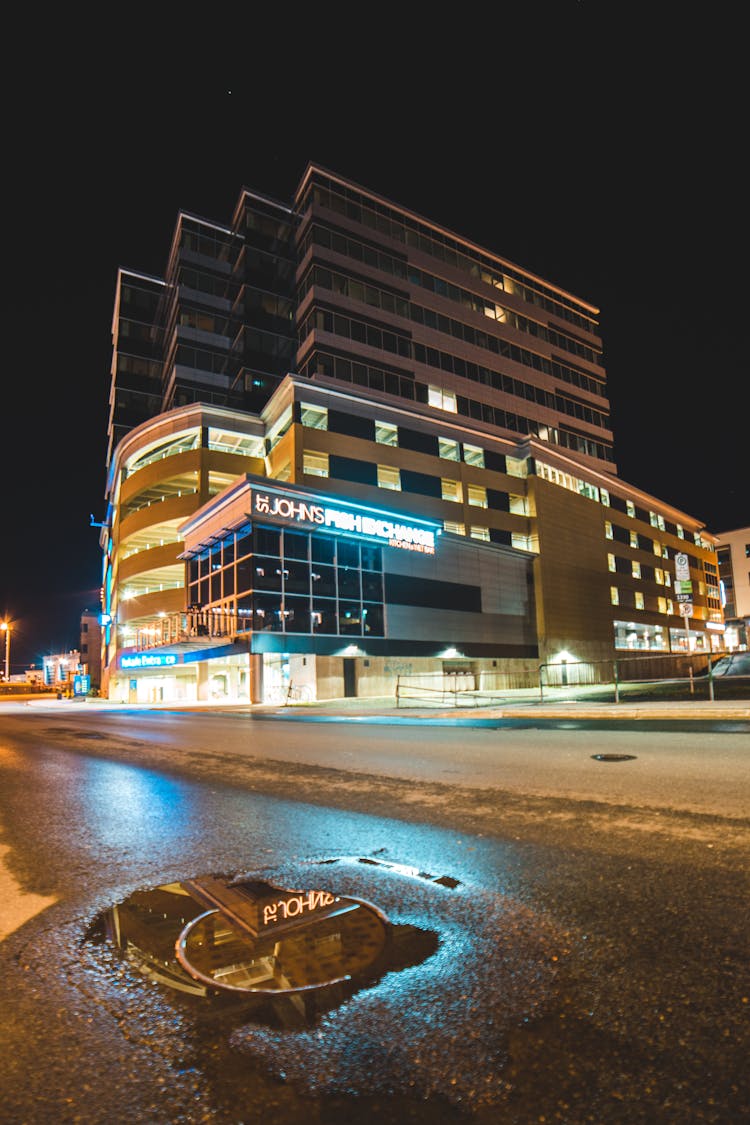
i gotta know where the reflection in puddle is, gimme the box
[88,873,438,1028]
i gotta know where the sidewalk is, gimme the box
[14,692,749,722]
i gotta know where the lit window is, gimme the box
[463,444,485,467]
[506,456,528,478]
[443,520,465,536]
[665,572,671,587]
[655,568,664,585]
[301,403,328,430]
[441,478,462,502]
[653,541,662,557]
[512,533,539,552]
[470,526,490,541]
[375,421,398,446]
[439,437,461,461]
[677,524,685,539]
[658,596,667,614]
[509,494,528,515]
[467,485,488,508]
[608,553,616,572]
[635,592,645,610]
[303,450,329,477]
[377,465,401,490]
[605,521,613,540]
[667,598,674,615]
[610,586,619,605]
[630,531,639,548]
[428,386,457,412]
[626,500,636,518]
[601,489,610,507]
[632,561,641,578]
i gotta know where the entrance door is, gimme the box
[343,657,356,698]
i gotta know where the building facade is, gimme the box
[714,528,750,650]
[99,164,725,704]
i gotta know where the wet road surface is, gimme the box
[0,706,748,1123]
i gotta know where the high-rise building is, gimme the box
[100,164,724,703]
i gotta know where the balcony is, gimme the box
[129,609,241,652]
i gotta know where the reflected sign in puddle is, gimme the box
[89,872,437,1026]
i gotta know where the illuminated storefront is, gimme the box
[111,474,537,704]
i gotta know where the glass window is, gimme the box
[303,450,329,477]
[630,531,639,548]
[378,465,401,490]
[467,485,488,508]
[337,540,359,568]
[470,525,490,541]
[338,568,361,599]
[375,421,398,446]
[283,531,309,560]
[604,521,613,539]
[443,520,465,535]
[301,403,328,429]
[310,564,336,597]
[632,561,641,578]
[608,553,616,572]
[438,437,461,461]
[441,478,462,502]
[360,545,382,571]
[428,385,457,412]
[626,500,636,518]
[610,586,619,605]
[635,591,645,610]
[463,444,485,467]
[311,536,335,564]
[362,572,383,601]
[255,526,280,555]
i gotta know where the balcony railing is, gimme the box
[132,610,240,650]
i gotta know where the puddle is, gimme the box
[591,753,637,762]
[86,871,438,1028]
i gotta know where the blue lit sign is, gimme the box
[120,653,179,669]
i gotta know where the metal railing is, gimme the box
[133,610,240,650]
[396,653,730,707]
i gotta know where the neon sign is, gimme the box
[262,889,337,928]
[252,489,437,553]
[120,653,179,669]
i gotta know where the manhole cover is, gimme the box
[591,753,637,762]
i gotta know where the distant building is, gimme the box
[43,651,82,689]
[97,163,726,704]
[715,527,749,650]
[79,609,102,691]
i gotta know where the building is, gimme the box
[79,609,102,692]
[714,528,750,650]
[99,164,725,704]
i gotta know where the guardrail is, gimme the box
[396,653,729,707]
[537,657,717,703]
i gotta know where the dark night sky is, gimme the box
[3,7,746,670]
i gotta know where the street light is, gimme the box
[0,621,11,682]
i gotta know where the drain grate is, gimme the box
[591,753,637,762]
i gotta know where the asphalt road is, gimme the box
[0,703,748,1124]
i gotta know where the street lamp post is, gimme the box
[1,621,10,682]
